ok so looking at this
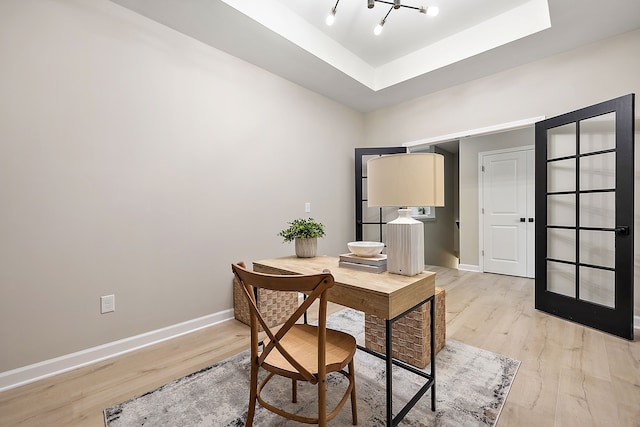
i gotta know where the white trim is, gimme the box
[458,264,481,272]
[0,309,234,392]
[478,145,536,157]
[635,315,640,330]
[403,116,545,150]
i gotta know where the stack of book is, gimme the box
[338,253,387,274]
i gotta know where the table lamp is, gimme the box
[367,153,445,276]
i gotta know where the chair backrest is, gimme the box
[231,262,335,383]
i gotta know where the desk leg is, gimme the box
[358,297,436,426]
[430,296,436,411]
[386,319,393,427]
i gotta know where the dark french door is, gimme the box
[354,147,405,242]
[535,94,635,339]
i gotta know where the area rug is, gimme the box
[104,309,519,426]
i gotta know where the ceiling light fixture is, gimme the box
[424,5,439,16]
[374,17,386,35]
[327,1,439,34]
[326,0,339,26]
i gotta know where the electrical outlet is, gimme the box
[305,202,311,213]
[101,295,115,314]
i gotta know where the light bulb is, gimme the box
[326,8,336,26]
[326,14,335,25]
[427,6,439,16]
[374,21,384,35]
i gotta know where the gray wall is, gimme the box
[0,0,364,372]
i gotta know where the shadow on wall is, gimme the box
[416,144,459,269]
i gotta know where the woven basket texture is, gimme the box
[233,277,299,332]
[364,287,446,368]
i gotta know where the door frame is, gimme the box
[478,145,535,277]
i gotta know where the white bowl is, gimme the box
[347,241,384,257]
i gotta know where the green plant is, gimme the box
[277,217,326,243]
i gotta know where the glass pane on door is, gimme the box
[548,159,575,192]
[547,123,576,159]
[362,202,378,223]
[579,266,615,307]
[579,192,615,229]
[580,152,615,191]
[547,228,575,262]
[362,224,382,242]
[547,194,575,226]
[579,230,614,268]
[580,112,616,154]
[547,261,575,297]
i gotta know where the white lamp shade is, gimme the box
[367,153,445,207]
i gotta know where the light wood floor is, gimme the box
[1,267,638,426]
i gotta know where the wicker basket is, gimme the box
[364,287,446,369]
[233,275,299,331]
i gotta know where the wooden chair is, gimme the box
[232,262,358,426]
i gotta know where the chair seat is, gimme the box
[263,324,356,378]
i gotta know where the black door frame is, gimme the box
[535,94,635,339]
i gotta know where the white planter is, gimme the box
[295,237,317,258]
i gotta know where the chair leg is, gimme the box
[245,359,258,427]
[292,379,297,403]
[318,377,327,427]
[349,359,358,425]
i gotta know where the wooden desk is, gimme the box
[253,255,436,427]
[253,255,435,319]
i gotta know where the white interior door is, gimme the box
[481,148,534,277]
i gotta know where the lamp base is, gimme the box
[386,209,425,276]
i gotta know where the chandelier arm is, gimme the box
[382,6,393,21]
[374,0,421,11]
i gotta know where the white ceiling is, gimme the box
[275,0,538,67]
[111,0,640,112]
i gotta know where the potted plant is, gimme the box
[278,217,326,258]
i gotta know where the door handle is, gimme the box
[615,226,629,236]
[528,218,534,222]
[520,218,525,222]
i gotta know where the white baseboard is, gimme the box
[0,309,234,392]
[635,315,640,330]
[457,264,481,272]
